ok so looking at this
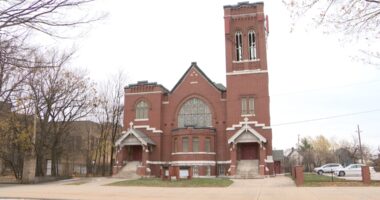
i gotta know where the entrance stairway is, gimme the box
[113,161,140,179]
[236,160,261,179]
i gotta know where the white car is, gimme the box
[334,164,376,177]
[314,163,343,175]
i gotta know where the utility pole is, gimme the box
[22,106,37,183]
[356,125,364,164]
[297,134,300,148]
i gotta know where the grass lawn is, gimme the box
[108,178,233,187]
[301,173,380,187]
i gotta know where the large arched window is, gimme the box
[135,100,149,119]
[178,98,212,128]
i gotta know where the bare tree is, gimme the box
[0,0,104,108]
[298,137,314,172]
[0,36,36,110]
[0,0,104,38]
[0,0,103,178]
[338,136,372,164]
[21,51,96,176]
[283,0,380,65]
[312,135,334,166]
[94,71,126,176]
[283,0,380,34]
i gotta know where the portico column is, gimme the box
[259,144,266,176]
[138,145,149,176]
[229,143,237,176]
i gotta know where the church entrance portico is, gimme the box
[124,145,142,162]
[228,118,267,177]
[114,124,155,177]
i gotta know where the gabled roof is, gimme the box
[171,62,226,93]
[115,128,155,146]
[273,150,284,161]
[228,118,267,144]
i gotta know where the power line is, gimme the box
[270,78,380,97]
[272,108,380,127]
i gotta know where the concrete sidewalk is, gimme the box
[0,176,379,200]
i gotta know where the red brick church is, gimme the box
[114,2,273,178]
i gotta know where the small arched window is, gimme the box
[178,98,212,128]
[235,32,243,61]
[248,31,257,60]
[135,100,149,119]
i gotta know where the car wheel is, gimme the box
[339,171,345,177]
[317,170,323,175]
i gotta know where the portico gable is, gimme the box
[228,117,266,145]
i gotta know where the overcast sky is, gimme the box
[59,0,380,152]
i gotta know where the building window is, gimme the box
[135,100,149,119]
[193,166,199,177]
[173,137,178,153]
[241,96,254,115]
[192,137,199,152]
[205,137,211,152]
[235,32,243,61]
[182,137,189,152]
[248,31,257,60]
[206,166,211,176]
[218,165,226,176]
[178,98,212,128]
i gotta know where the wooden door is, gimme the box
[131,146,142,161]
[274,161,281,174]
[240,143,258,160]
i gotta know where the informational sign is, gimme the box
[179,169,189,178]
[165,169,169,176]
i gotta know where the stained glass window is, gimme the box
[241,96,254,115]
[135,100,149,119]
[178,98,212,128]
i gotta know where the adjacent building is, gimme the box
[115,2,273,178]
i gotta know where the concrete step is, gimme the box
[113,161,140,179]
[236,160,259,179]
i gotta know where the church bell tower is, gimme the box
[224,2,273,176]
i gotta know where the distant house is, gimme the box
[273,150,284,174]
[284,148,303,173]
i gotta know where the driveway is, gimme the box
[0,175,380,200]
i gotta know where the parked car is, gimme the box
[313,163,343,175]
[334,164,376,177]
